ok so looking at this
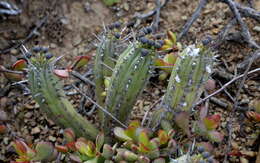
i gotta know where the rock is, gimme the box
[123,3,129,11]
[48,135,56,142]
[24,112,32,119]
[31,127,41,135]
[10,49,18,55]
[0,110,8,121]
[50,43,57,49]
[253,26,260,32]
[3,137,9,145]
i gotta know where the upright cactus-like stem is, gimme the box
[28,56,99,140]
[104,43,154,132]
[150,45,213,131]
[94,34,118,125]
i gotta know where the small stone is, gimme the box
[10,49,18,55]
[24,112,32,119]
[50,43,57,49]
[123,3,129,11]
[0,110,8,121]
[31,127,41,135]
[3,137,9,145]
[48,136,56,142]
[253,26,260,32]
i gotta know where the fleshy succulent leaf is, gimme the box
[138,130,150,146]
[158,130,168,145]
[95,132,104,153]
[12,140,33,157]
[167,31,177,45]
[73,55,91,70]
[32,142,54,161]
[53,69,69,78]
[114,127,132,141]
[55,145,69,153]
[64,128,76,143]
[203,114,221,130]
[12,59,27,71]
[102,144,114,159]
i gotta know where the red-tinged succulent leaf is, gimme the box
[12,59,27,71]
[114,127,132,141]
[246,111,260,122]
[197,142,214,153]
[129,120,140,128]
[174,111,190,136]
[95,132,104,152]
[75,140,88,155]
[3,71,24,81]
[32,142,54,161]
[163,53,177,65]
[64,128,75,143]
[12,140,31,156]
[138,143,151,153]
[199,105,208,120]
[158,130,168,145]
[73,55,91,70]
[53,69,69,78]
[66,141,76,151]
[167,31,177,44]
[86,140,96,157]
[138,130,150,146]
[75,139,95,157]
[55,145,69,153]
[207,131,224,143]
[0,124,7,134]
[203,114,221,130]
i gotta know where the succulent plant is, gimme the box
[25,47,99,140]
[150,44,213,136]
[11,140,57,163]
[246,99,260,123]
[154,31,182,80]
[94,30,119,124]
[102,39,154,132]
[113,121,176,162]
[56,128,116,163]
[194,106,224,143]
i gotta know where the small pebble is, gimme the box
[253,26,260,32]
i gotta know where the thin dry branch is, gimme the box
[196,67,260,106]
[178,0,208,40]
